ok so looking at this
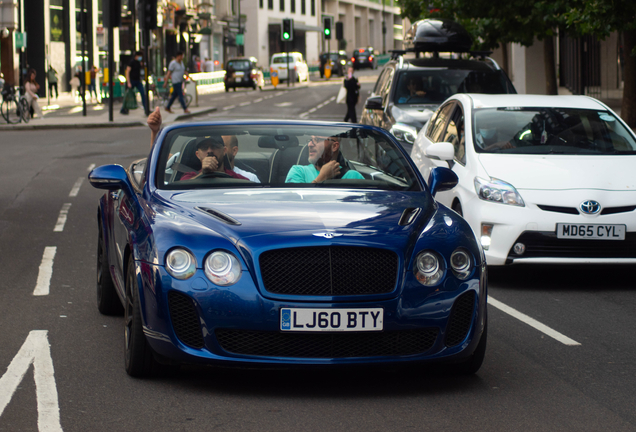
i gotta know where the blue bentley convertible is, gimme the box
[89,121,487,377]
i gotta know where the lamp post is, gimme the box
[382,0,386,54]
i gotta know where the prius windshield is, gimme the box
[155,124,420,191]
[473,107,636,155]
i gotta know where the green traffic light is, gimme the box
[283,32,290,39]
[325,29,330,35]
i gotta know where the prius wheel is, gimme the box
[449,320,487,375]
[452,201,463,217]
[97,225,123,315]
[124,255,158,377]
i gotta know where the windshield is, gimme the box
[272,55,298,64]
[395,70,512,105]
[227,60,251,70]
[155,124,420,191]
[473,107,636,155]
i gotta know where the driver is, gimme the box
[398,76,426,103]
[285,135,364,183]
[180,137,248,181]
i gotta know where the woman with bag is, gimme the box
[343,65,360,123]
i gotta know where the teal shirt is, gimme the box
[285,164,365,183]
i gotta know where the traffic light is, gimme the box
[335,21,343,40]
[281,18,294,41]
[323,16,332,40]
[139,0,157,30]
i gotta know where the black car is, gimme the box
[319,51,348,77]
[360,19,516,153]
[351,47,377,70]
[224,57,265,91]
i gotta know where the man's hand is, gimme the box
[147,107,162,133]
[201,155,220,173]
[313,160,341,183]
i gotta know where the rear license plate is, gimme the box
[556,223,626,240]
[280,308,383,332]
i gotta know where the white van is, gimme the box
[269,52,309,82]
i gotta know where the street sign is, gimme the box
[236,33,244,46]
[14,32,26,49]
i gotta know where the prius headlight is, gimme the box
[474,177,525,206]
[204,251,242,286]
[390,123,418,144]
[165,248,196,280]
[414,251,444,286]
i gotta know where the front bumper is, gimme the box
[136,263,486,366]
[463,189,636,265]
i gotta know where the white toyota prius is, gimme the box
[411,93,636,265]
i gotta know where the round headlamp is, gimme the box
[204,251,242,286]
[414,251,444,286]
[450,249,472,280]
[165,248,196,280]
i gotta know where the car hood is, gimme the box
[154,188,433,252]
[478,154,636,191]
[391,105,437,130]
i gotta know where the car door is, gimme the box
[411,101,456,183]
[361,67,390,127]
[378,68,396,131]
[433,103,470,210]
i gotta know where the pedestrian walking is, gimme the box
[69,72,81,102]
[122,51,149,115]
[343,66,360,123]
[88,65,99,102]
[25,69,43,119]
[164,51,190,114]
[47,66,58,99]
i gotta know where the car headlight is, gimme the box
[165,248,196,280]
[390,123,418,144]
[414,251,444,286]
[204,251,242,286]
[474,177,525,206]
[450,248,472,280]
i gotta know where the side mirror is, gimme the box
[425,142,455,161]
[428,167,458,197]
[89,164,133,193]
[364,96,383,110]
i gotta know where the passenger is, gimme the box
[148,107,162,148]
[180,137,249,181]
[222,135,261,183]
[285,135,365,183]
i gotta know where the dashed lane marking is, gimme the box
[33,247,56,296]
[53,204,71,233]
[68,177,84,197]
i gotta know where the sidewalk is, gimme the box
[0,80,317,131]
[0,90,218,131]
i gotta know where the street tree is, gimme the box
[566,1,636,126]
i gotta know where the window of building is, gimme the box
[311,0,315,15]
[291,0,295,13]
[301,0,306,14]
[268,0,273,10]
[280,0,284,11]
[260,0,263,8]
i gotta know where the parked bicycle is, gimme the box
[1,86,30,124]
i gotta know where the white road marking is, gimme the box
[275,102,293,107]
[223,105,236,111]
[254,98,263,103]
[239,101,251,107]
[53,203,72,232]
[0,331,63,432]
[87,163,95,171]
[33,247,57,296]
[299,96,336,119]
[488,296,581,346]
[68,177,84,197]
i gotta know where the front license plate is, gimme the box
[556,223,626,240]
[280,308,383,332]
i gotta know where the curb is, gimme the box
[0,107,218,131]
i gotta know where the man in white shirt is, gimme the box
[222,135,261,183]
